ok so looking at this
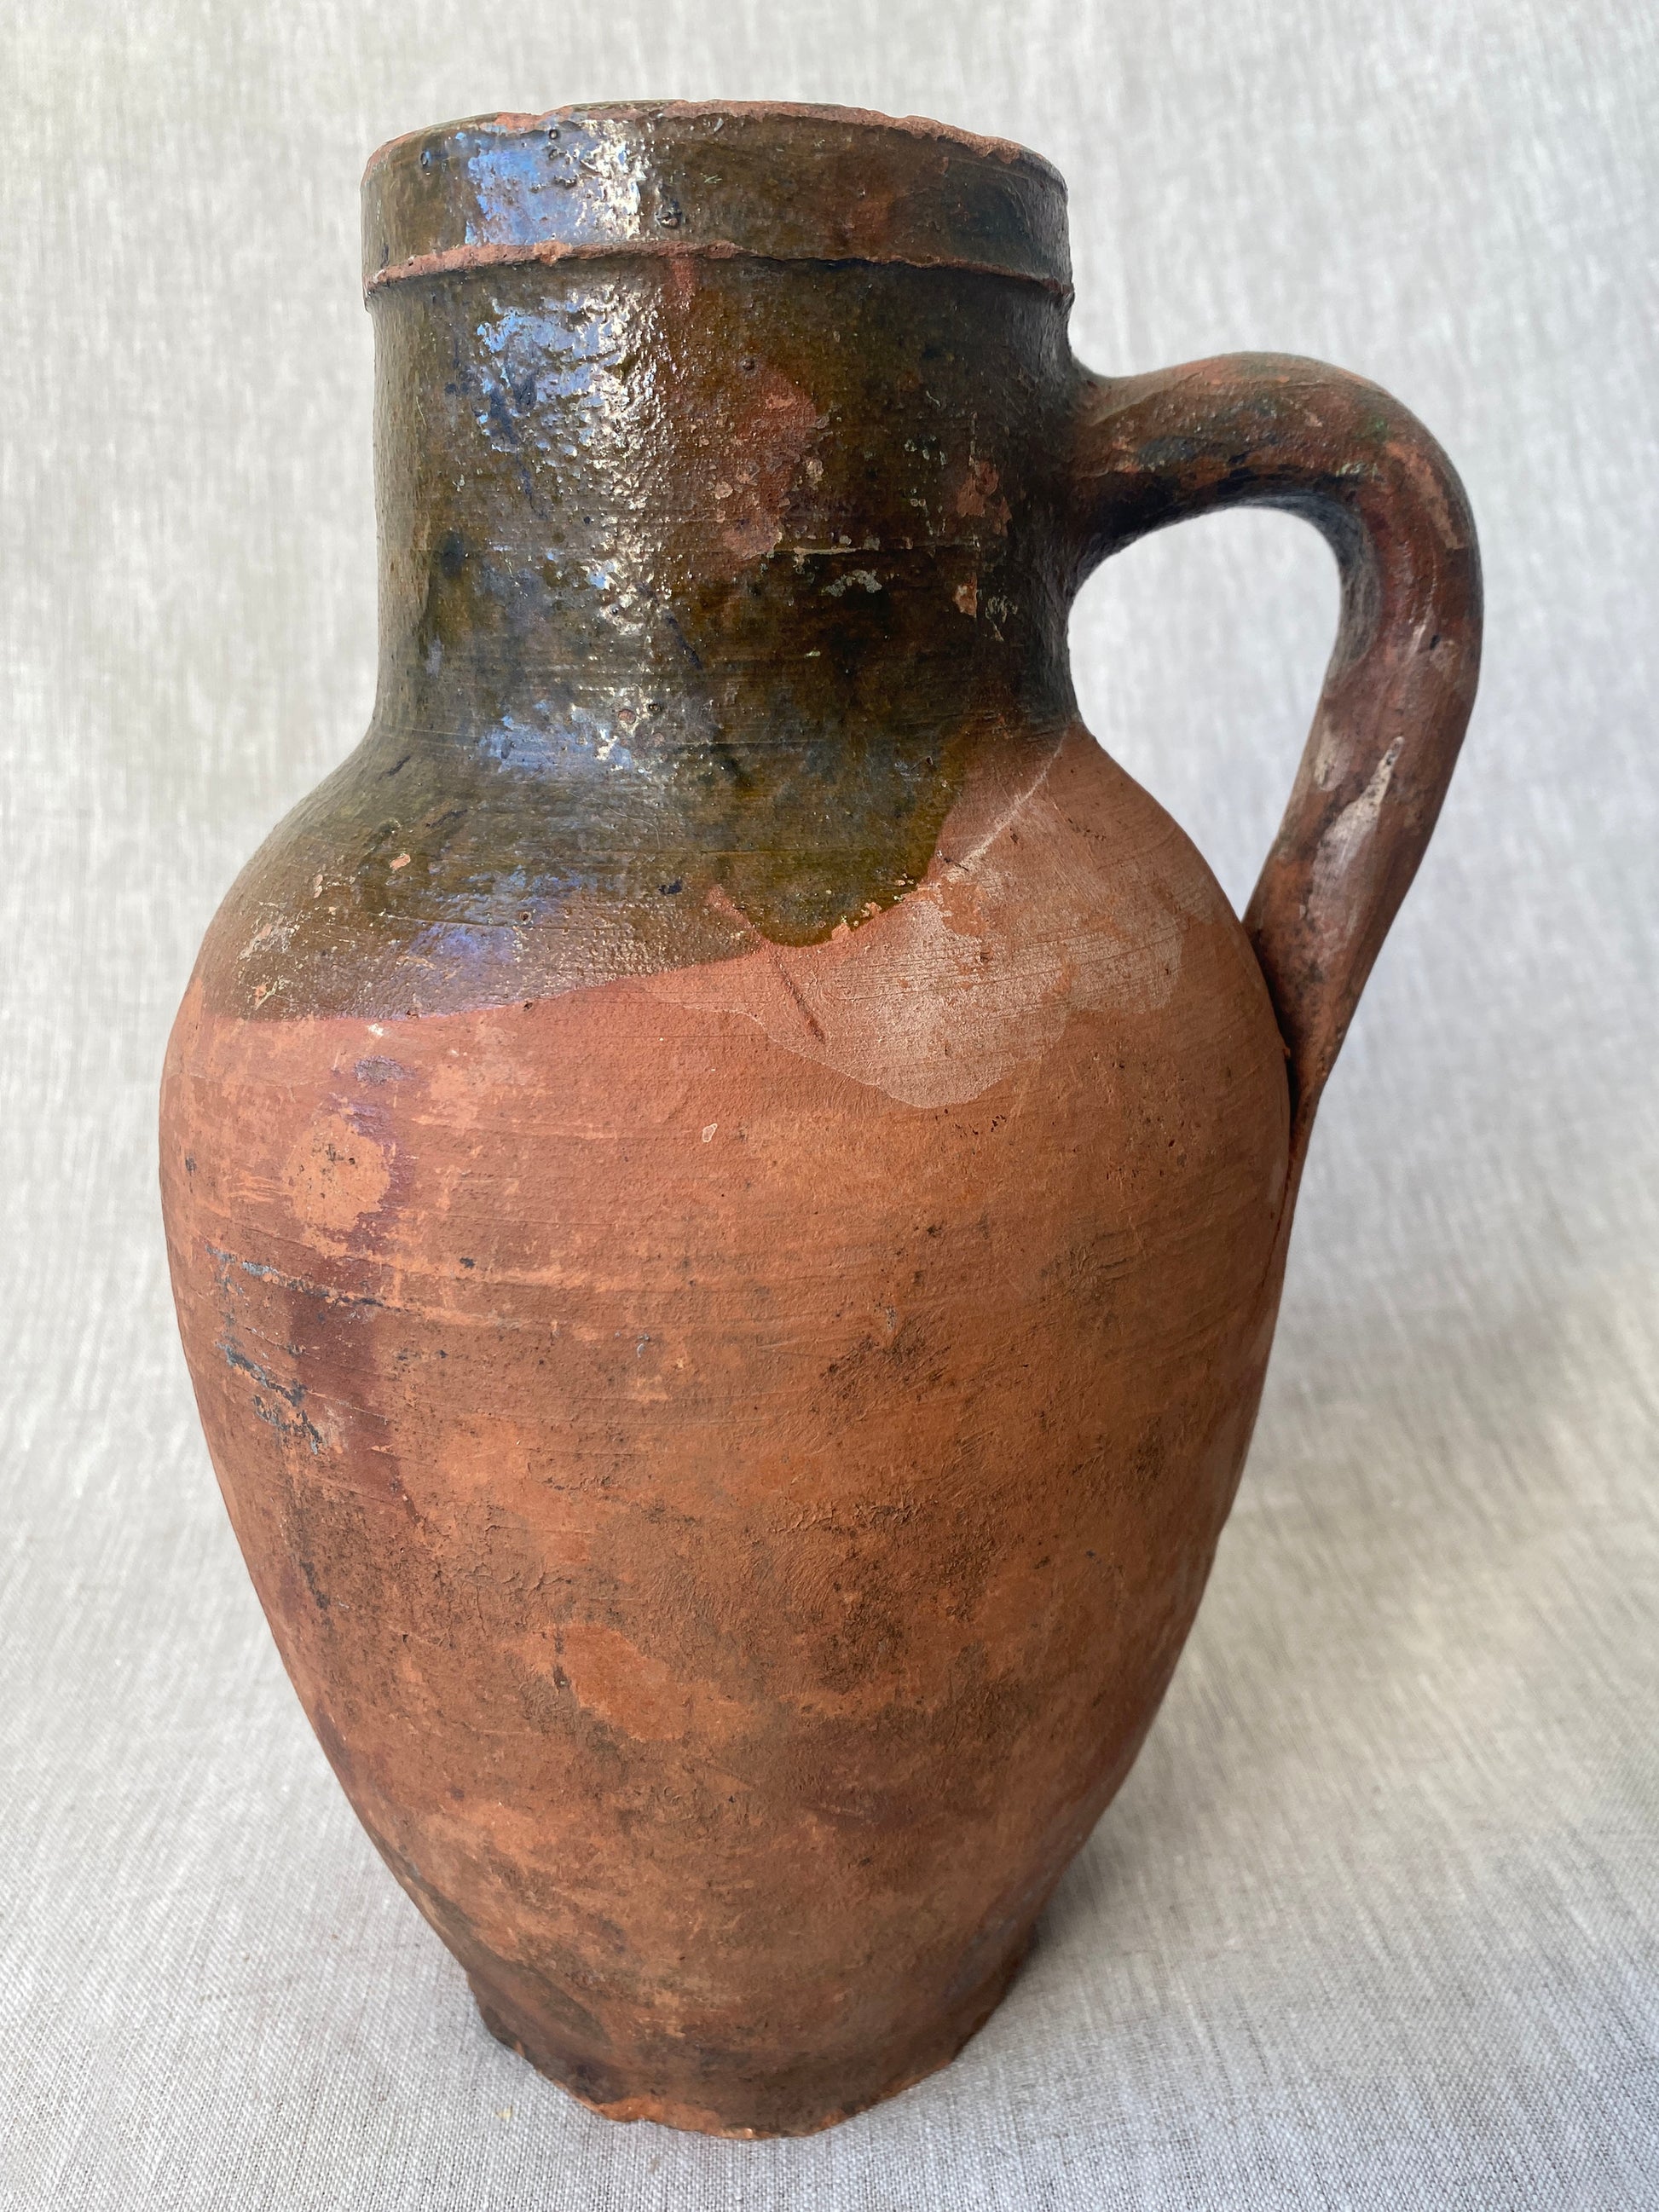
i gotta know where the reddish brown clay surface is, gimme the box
[160,103,1479,2136]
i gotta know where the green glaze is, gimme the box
[209,107,1083,1023]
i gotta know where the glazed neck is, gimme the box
[367,259,1077,754]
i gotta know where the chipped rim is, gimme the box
[361,99,1066,189]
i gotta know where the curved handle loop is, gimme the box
[1068,354,1482,1168]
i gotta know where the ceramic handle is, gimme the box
[1068,355,1482,1159]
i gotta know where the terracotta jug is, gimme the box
[160,102,1480,2137]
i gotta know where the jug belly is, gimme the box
[160,727,1289,2134]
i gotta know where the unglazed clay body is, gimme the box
[161,103,1480,2136]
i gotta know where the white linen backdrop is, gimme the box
[3,2,1655,2204]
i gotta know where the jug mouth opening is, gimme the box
[361,100,1072,300]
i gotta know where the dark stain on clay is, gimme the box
[218,1343,325,1457]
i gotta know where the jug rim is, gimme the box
[361,100,1072,298]
[362,101,1064,188]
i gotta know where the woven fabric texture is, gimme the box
[3,2,1656,2205]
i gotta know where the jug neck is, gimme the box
[206,107,1106,1021]
[351,106,1086,957]
[367,257,1078,753]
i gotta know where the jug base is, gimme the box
[467,1938,1031,2139]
